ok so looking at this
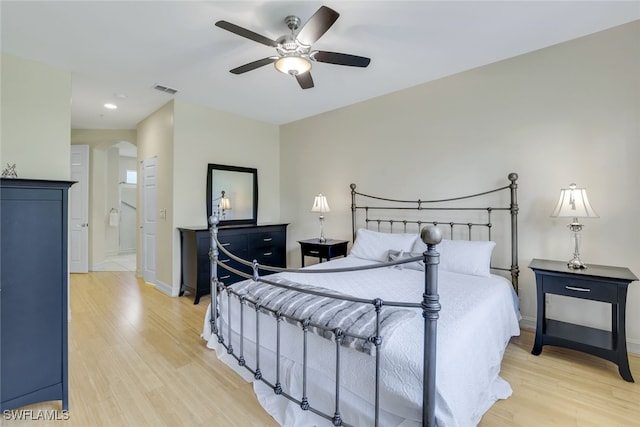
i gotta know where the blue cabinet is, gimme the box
[1,178,73,411]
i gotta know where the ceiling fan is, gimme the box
[215,6,371,89]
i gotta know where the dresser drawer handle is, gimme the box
[221,243,231,247]
[309,250,320,255]
[220,259,230,263]
[263,252,273,256]
[220,275,231,280]
[263,237,273,242]
[565,286,590,292]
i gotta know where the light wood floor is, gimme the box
[4,272,639,426]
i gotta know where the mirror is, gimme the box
[207,163,258,226]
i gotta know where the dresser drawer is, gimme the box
[216,269,245,285]
[248,230,285,251]
[218,234,247,252]
[253,248,285,267]
[543,275,618,302]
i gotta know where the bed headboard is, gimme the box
[350,173,519,292]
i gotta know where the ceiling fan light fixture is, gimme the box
[274,56,311,76]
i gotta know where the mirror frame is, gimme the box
[206,163,258,226]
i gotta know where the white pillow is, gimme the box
[412,238,496,277]
[350,228,418,262]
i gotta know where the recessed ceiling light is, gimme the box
[104,103,118,110]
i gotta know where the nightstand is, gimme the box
[529,258,638,382]
[298,238,349,267]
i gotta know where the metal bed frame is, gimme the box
[207,173,519,427]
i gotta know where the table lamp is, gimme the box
[311,194,330,243]
[550,183,598,269]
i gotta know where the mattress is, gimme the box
[202,255,520,427]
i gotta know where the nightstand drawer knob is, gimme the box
[263,252,273,256]
[565,285,590,292]
[263,238,273,242]
[309,250,320,255]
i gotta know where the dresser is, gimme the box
[178,224,288,304]
[1,178,73,411]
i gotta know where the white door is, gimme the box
[141,157,157,284]
[69,145,89,273]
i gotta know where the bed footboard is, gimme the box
[208,217,442,427]
[207,174,519,426]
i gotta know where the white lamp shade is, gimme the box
[550,184,598,218]
[219,197,231,210]
[311,194,330,213]
[275,56,312,75]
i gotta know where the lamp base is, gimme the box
[319,236,326,243]
[567,256,587,269]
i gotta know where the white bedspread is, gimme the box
[202,256,520,427]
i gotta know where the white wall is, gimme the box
[1,53,71,180]
[280,22,640,351]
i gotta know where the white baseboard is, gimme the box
[153,280,173,297]
[519,316,536,332]
[519,316,639,356]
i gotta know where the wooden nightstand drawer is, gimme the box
[543,275,617,302]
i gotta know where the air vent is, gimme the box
[153,84,178,95]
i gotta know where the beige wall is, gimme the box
[280,22,640,351]
[1,53,71,180]
[137,101,175,294]
[171,100,280,295]
[137,100,280,296]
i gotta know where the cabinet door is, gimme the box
[1,189,64,402]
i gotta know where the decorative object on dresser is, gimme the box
[1,163,18,178]
[310,193,330,242]
[529,258,638,382]
[178,224,288,304]
[1,178,74,411]
[550,183,599,269]
[298,238,348,267]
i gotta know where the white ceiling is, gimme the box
[2,1,638,129]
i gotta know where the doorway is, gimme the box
[86,141,139,272]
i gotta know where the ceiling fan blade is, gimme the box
[296,6,339,46]
[295,72,314,89]
[230,57,277,74]
[312,51,371,67]
[215,20,278,47]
